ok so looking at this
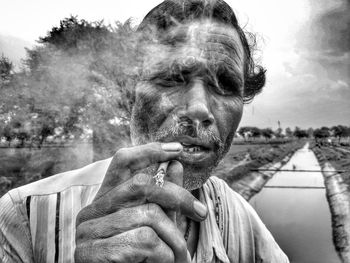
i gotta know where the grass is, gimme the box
[213,140,307,198]
[311,144,350,188]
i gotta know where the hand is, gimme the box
[75,142,208,263]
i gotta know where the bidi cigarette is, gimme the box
[153,161,169,187]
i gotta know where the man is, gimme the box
[0,0,289,262]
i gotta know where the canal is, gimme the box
[250,143,341,263]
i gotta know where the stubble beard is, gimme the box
[130,111,233,190]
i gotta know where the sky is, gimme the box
[0,0,349,130]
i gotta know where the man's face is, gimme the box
[131,20,244,190]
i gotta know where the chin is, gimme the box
[182,164,215,190]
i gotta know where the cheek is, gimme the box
[133,85,177,132]
[211,97,243,140]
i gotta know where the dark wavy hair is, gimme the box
[137,0,266,103]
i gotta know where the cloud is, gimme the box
[313,0,350,54]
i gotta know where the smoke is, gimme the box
[0,18,151,164]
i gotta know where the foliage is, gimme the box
[313,127,331,139]
[275,127,284,138]
[238,126,262,140]
[293,127,309,139]
[331,125,350,140]
[0,16,140,156]
[285,127,293,137]
[260,128,274,140]
[0,54,13,82]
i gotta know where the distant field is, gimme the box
[313,145,350,187]
[213,140,306,198]
[0,143,93,197]
[0,140,301,197]
[228,144,263,154]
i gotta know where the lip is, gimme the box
[179,149,216,166]
[161,136,216,166]
[163,135,214,151]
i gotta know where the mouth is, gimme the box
[181,143,205,153]
[163,136,216,166]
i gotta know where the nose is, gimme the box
[178,80,214,127]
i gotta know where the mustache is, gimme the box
[151,121,224,152]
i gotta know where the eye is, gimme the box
[152,73,186,88]
[215,73,242,96]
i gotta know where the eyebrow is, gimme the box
[206,32,243,59]
[145,57,244,91]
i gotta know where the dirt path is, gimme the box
[250,143,341,263]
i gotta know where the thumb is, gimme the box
[166,160,184,187]
[165,160,184,223]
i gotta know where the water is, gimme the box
[250,143,341,263]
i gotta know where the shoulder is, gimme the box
[205,176,289,262]
[6,157,112,204]
[205,176,249,208]
[207,176,268,232]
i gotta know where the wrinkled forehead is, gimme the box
[143,20,244,74]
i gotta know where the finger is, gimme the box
[114,142,182,172]
[77,173,208,224]
[166,160,184,187]
[96,142,183,199]
[165,161,184,223]
[75,226,176,263]
[76,204,190,263]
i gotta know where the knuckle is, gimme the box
[137,226,159,249]
[150,147,162,163]
[75,212,84,227]
[144,203,162,220]
[75,203,97,226]
[173,160,184,173]
[75,208,89,226]
[75,224,86,243]
[74,242,93,263]
[75,221,94,242]
[149,142,162,150]
[155,243,175,263]
[114,147,129,164]
[131,173,151,193]
[143,142,162,163]
[177,238,187,254]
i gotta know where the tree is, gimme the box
[307,128,314,138]
[39,16,110,54]
[331,125,350,142]
[285,127,293,138]
[238,126,252,141]
[238,126,262,140]
[0,16,139,154]
[1,124,13,146]
[293,127,308,139]
[251,127,261,139]
[261,128,274,141]
[274,127,284,138]
[0,54,13,83]
[313,127,330,141]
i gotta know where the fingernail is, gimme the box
[193,200,207,219]
[161,142,182,152]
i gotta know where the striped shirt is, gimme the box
[0,158,289,263]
